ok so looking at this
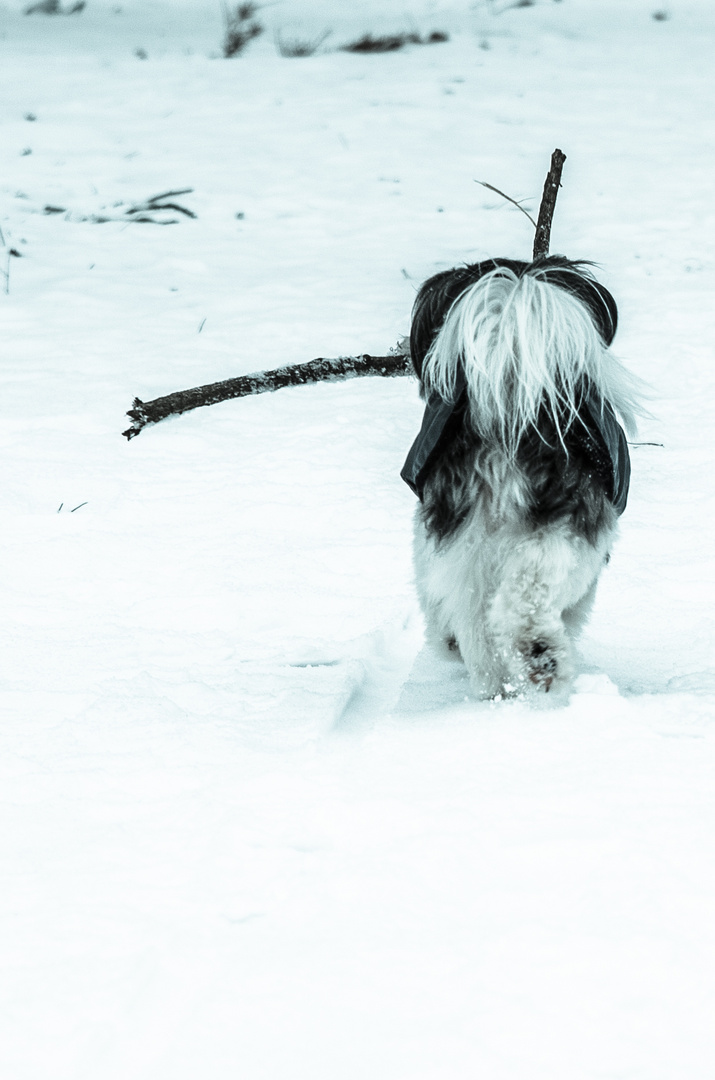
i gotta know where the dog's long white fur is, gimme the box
[414,498,611,698]
[414,266,642,698]
[421,266,641,451]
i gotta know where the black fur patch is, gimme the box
[420,410,615,546]
[516,417,617,543]
[418,421,481,541]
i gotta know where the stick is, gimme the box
[123,352,411,439]
[123,150,566,439]
[533,148,566,259]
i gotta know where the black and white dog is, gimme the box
[402,256,643,698]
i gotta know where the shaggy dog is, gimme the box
[402,256,643,698]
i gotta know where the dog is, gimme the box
[401,256,643,698]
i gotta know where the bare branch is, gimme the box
[123,150,569,441]
[533,148,566,259]
[123,352,412,439]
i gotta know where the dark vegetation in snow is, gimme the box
[222,2,264,58]
[340,31,449,53]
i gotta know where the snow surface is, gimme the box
[1,1,715,1076]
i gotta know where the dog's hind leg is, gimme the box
[486,523,608,694]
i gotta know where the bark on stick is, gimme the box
[533,148,566,259]
[123,352,411,439]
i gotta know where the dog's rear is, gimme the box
[409,260,641,697]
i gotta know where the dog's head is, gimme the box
[409,256,618,387]
[402,257,637,514]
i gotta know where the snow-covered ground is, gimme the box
[1,1,714,1076]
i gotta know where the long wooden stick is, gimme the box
[533,148,566,258]
[123,150,566,438]
[122,352,411,439]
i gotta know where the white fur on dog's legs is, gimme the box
[486,523,613,693]
[414,508,616,698]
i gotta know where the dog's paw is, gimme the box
[505,634,571,695]
[525,639,559,692]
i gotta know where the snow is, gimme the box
[1,0,715,1076]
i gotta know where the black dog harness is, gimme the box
[401,257,631,516]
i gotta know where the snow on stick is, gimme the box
[122,352,412,439]
[533,148,566,259]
